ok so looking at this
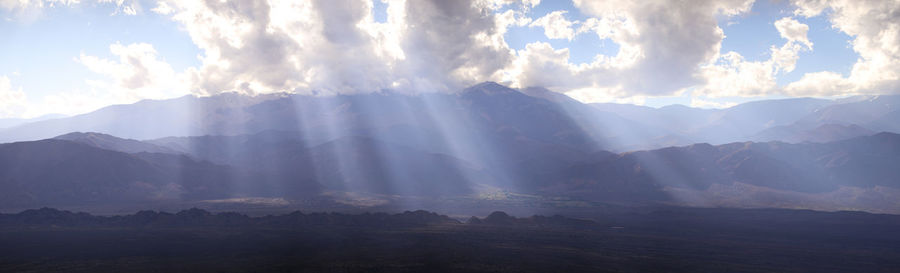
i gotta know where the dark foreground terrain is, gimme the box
[1,207,899,273]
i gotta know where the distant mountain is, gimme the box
[0,139,236,207]
[752,123,875,143]
[54,132,180,154]
[2,82,900,213]
[690,98,833,144]
[798,95,900,127]
[3,84,899,151]
[0,114,67,129]
[531,133,900,211]
[591,98,837,146]
[868,109,900,132]
[0,93,289,142]
[0,82,663,153]
[588,95,900,147]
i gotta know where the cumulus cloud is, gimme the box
[774,17,812,49]
[394,0,513,91]
[97,0,141,15]
[501,0,754,100]
[77,42,185,101]
[16,0,897,108]
[692,16,811,97]
[0,76,28,118]
[695,52,778,97]
[154,0,514,95]
[0,0,78,21]
[785,0,900,96]
[529,10,576,40]
[1,0,139,21]
[0,75,106,118]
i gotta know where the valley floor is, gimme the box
[1,207,899,272]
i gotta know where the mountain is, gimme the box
[798,95,900,127]
[747,95,900,142]
[0,139,236,208]
[531,133,900,212]
[2,82,900,212]
[0,93,289,142]
[3,131,900,212]
[0,114,67,129]
[588,95,900,147]
[0,82,661,154]
[697,97,834,140]
[3,84,899,152]
[868,109,900,132]
[752,123,875,143]
[2,130,486,203]
[54,132,180,154]
[591,98,837,146]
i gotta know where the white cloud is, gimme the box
[394,0,514,91]
[530,10,576,40]
[0,75,28,118]
[495,8,532,34]
[502,0,754,101]
[694,52,778,97]
[15,0,896,108]
[150,1,171,15]
[507,42,588,90]
[0,0,79,21]
[155,0,514,95]
[774,17,812,49]
[692,16,811,97]
[0,0,139,21]
[482,0,541,11]
[77,42,185,101]
[784,71,853,96]
[0,75,110,118]
[96,0,141,15]
[786,0,900,96]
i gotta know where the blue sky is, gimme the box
[0,0,896,117]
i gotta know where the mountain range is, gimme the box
[1,82,899,213]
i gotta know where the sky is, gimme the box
[0,0,897,118]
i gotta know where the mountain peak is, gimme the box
[54,131,117,140]
[462,82,517,95]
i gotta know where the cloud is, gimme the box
[97,0,141,15]
[784,71,853,95]
[155,0,514,95]
[16,0,894,107]
[694,52,778,97]
[0,75,109,118]
[395,0,513,90]
[530,10,576,40]
[774,17,812,49]
[0,0,78,21]
[502,0,754,101]
[0,75,28,118]
[785,0,900,96]
[0,0,139,21]
[77,42,185,101]
[692,16,811,97]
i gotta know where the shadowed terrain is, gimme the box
[1,207,899,273]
